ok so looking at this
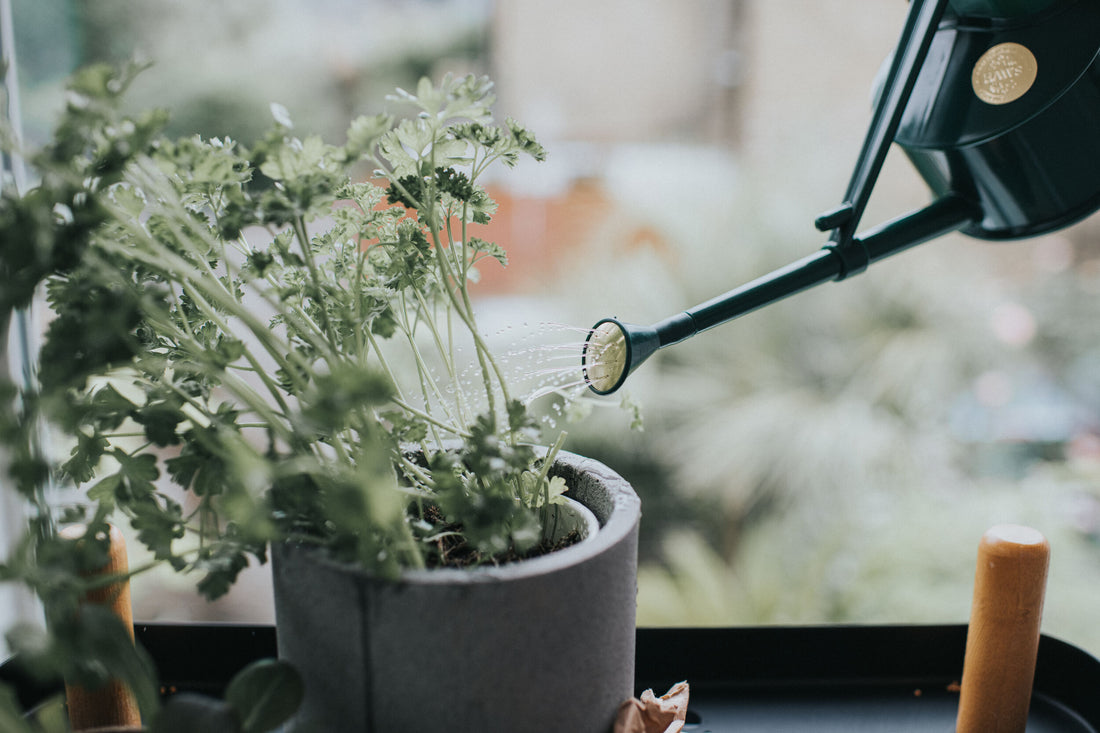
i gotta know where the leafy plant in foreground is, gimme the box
[0,61,561,720]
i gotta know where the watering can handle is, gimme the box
[816,0,952,279]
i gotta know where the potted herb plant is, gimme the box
[0,62,640,732]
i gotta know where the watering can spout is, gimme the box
[582,195,979,395]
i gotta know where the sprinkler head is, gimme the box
[581,318,661,395]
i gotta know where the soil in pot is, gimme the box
[420,497,597,568]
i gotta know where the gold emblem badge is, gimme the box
[972,42,1038,105]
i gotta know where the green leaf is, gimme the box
[300,365,392,432]
[166,429,231,497]
[130,494,187,565]
[61,429,110,483]
[134,403,184,447]
[87,473,122,504]
[194,543,250,600]
[259,135,340,181]
[79,383,138,432]
[505,118,548,163]
[225,659,303,733]
[435,166,474,202]
[394,73,496,123]
[0,683,36,733]
[470,237,507,267]
[115,449,159,484]
[244,250,275,278]
[339,181,386,212]
[66,63,121,99]
[38,276,147,390]
[109,183,147,218]
[211,336,246,368]
[506,398,537,435]
[345,113,392,157]
[546,475,568,503]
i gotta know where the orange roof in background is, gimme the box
[471,179,612,295]
[472,179,670,296]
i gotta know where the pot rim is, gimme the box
[548,494,601,545]
[276,449,640,586]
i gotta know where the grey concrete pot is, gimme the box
[271,450,640,733]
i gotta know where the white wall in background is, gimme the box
[491,0,743,146]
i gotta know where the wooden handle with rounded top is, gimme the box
[60,524,143,731]
[956,524,1050,733]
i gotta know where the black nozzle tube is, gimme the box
[652,249,841,348]
[653,194,979,349]
[584,195,978,396]
[859,193,979,262]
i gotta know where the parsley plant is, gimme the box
[0,63,564,645]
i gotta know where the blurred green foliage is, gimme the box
[560,168,1100,655]
[13,0,490,145]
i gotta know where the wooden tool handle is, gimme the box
[60,524,143,731]
[956,524,1050,733]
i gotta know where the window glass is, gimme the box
[5,0,1100,660]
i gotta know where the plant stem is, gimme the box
[538,430,568,526]
[291,215,339,346]
[411,287,470,426]
[425,221,499,418]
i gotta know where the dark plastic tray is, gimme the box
[635,626,1100,732]
[5,624,1100,730]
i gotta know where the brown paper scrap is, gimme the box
[613,680,690,733]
